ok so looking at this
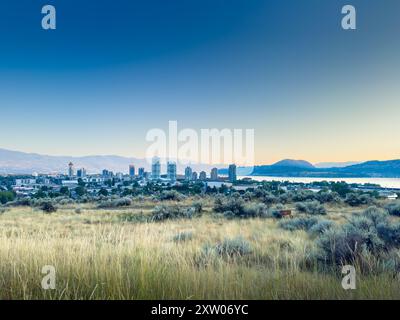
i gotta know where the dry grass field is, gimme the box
[0,198,400,300]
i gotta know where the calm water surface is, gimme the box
[239,176,400,189]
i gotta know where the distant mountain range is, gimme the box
[249,159,400,178]
[0,148,400,178]
[0,148,218,175]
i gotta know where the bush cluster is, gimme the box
[279,216,320,232]
[214,196,268,219]
[151,203,202,221]
[214,236,253,257]
[97,197,132,208]
[385,201,400,216]
[314,207,400,267]
[344,193,375,207]
[295,201,326,215]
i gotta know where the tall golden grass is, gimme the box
[0,205,399,299]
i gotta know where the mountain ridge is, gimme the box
[1,148,400,178]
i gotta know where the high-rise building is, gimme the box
[68,162,74,178]
[185,167,193,181]
[129,165,135,177]
[102,169,109,178]
[77,168,86,178]
[167,161,177,182]
[116,172,123,180]
[228,164,237,182]
[210,168,218,181]
[199,171,207,181]
[138,167,145,178]
[192,172,198,181]
[151,157,161,180]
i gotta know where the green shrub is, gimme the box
[345,193,375,207]
[97,197,132,208]
[295,200,326,215]
[159,190,184,201]
[215,236,253,257]
[151,203,202,221]
[315,207,391,266]
[308,220,334,235]
[265,204,285,219]
[279,216,320,232]
[40,201,57,214]
[291,190,316,202]
[0,191,15,204]
[215,196,268,219]
[315,191,340,204]
[385,201,400,216]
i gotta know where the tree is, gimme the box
[75,186,86,197]
[59,186,70,196]
[98,188,108,196]
[0,191,15,204]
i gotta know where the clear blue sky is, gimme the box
[1,0,399,163]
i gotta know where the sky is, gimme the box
[0,0,399,165]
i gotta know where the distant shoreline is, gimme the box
[240,176,400,189]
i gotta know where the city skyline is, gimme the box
[1,1,400,163]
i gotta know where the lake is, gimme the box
[239,176,400,189]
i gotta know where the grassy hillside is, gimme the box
[0,199,400,299]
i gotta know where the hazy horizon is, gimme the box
[0,146,383,167]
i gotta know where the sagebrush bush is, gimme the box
[315,191,340,204]
[308,220,334,235]
[215,236,253,257]
[40,201,57,214]
[345,193,375,207]
[295,200,326,215]
[214,196,267,219]
[278,216,320,232]
[159,190,184,201]
[6,198,31,207]
[214,196,244,215]
[262,192,277,205]
[291,190,316,202]
[97,197,132,208]
[314,206,396,267]
[151,203,202,221]
[57,198,75,206]
[385,201,400,216]
[265,204,285,219]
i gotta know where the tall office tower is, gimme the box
[185,166,193,181]
[138,167,145,178]
[68,162,74,178]
[199,171,207,181]
[77,168,86,178]
[129,165,135,177]
[102,169,109,178]
[192,172,198,181]
[151,157,161,180]
[210,167,218,181]
[167,161,177,182]
[228,164,237,182]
